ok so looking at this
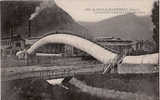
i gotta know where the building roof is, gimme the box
[96,36,133,42]
[1,34,25,41]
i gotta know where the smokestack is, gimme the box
[28,20,31,37]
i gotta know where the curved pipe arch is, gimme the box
[27,34,118,64]
[17,33,159,65]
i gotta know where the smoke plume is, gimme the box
[29,0,56,20]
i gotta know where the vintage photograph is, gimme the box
[1,0,159,100]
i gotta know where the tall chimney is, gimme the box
[28,20,31,37]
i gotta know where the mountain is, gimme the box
[79,13,153,41]
[15,3,92,39]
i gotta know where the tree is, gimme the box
[151,1,159,51]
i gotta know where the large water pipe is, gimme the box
[16,33,158,99]
[123,53,159,64]
[68,78,154,100]
[23,34,118,64]
[17,33,159,65]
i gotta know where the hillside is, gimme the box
[79,13,153,41]
[15,3,92,39]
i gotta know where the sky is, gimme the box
[55,0,157,22]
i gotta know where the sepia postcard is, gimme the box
[1,0,159,100]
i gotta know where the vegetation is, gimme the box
[151,1,159,51]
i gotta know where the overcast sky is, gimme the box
[55,0,156,22]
